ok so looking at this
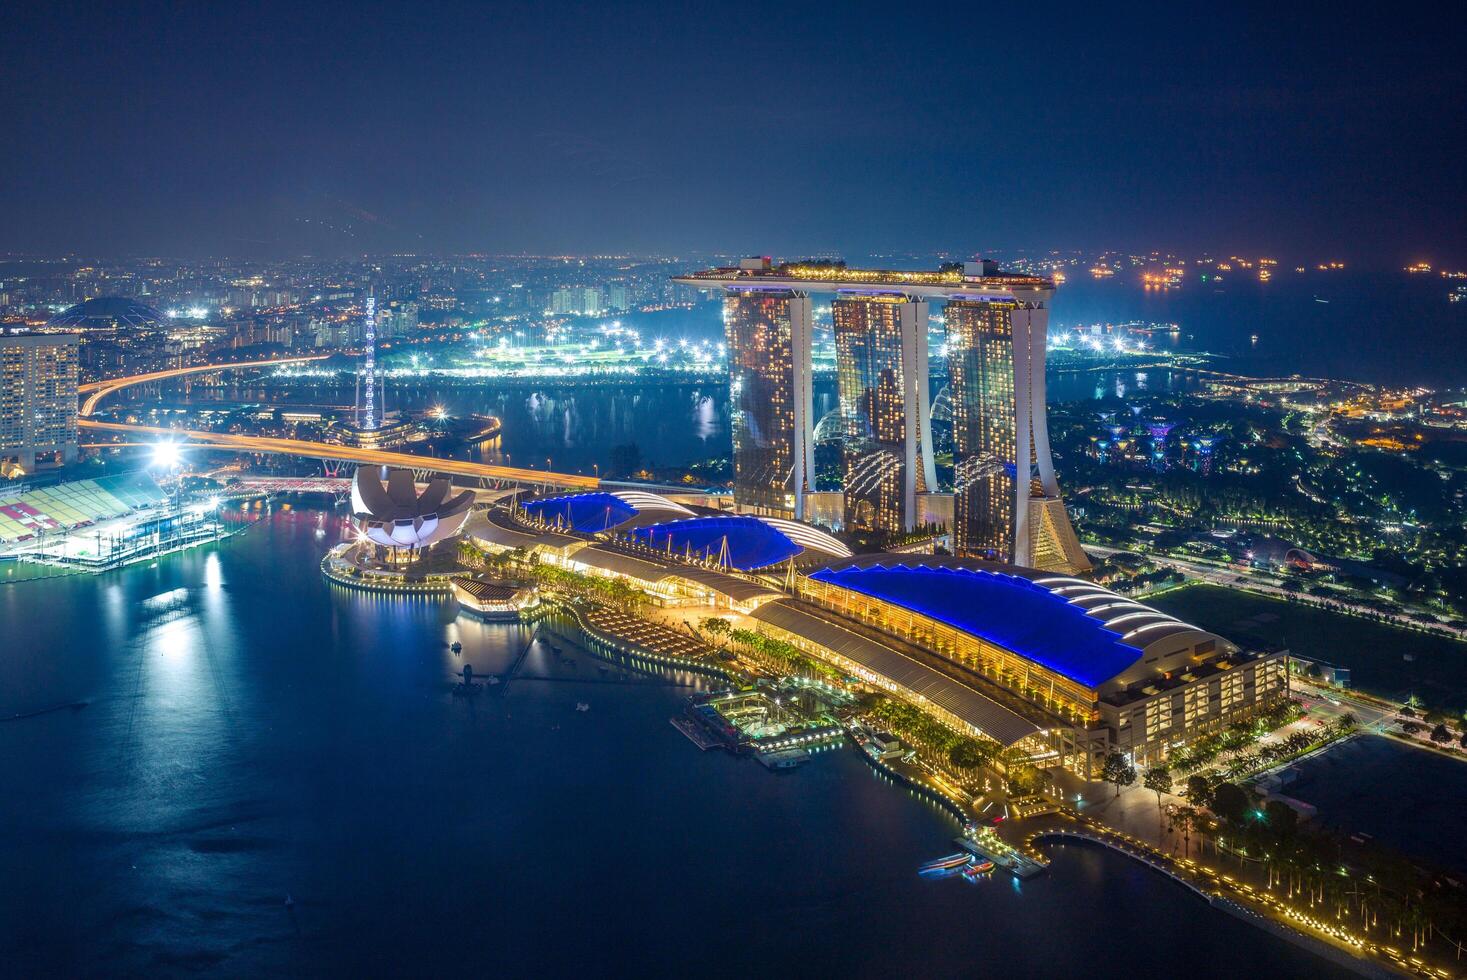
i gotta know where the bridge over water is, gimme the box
[79,359,600,492]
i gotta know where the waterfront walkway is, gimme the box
[1013,812,1424,978]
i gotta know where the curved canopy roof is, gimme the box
[522,492,637,533]
[49,297,166,329]
[630,515,801,570]
[519,489,694,534]
[807,563,1162,689]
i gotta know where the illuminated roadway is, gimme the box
[79,357,601,490]
[78,355,331,416]
[78,420,600,490]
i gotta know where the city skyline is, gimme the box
[6,4,1467,975]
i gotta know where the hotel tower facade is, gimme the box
[722,275,814,520]
[678,258,1088,575]
[832,295,937,533]
[945,298,1089,573]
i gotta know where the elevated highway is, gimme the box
[79,419,600,491]
[78,355,600,490]
[79,355,331,416]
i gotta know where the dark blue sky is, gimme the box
[4,1,1462,261]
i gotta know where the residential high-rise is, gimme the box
[946,298,1090,573]
[833,295,936,532]
[723,285,813,520]
[0,332,80,475]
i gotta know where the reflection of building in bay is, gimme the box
[723,280,813,520]
[833,295,936,532]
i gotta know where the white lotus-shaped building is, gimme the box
[351,466,474,552]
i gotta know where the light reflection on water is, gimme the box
[0,507,1353,977]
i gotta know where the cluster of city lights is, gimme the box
[1051,331,1150,354]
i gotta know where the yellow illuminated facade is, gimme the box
[833,295,934,533]
[946,300,1017,559]
[723,288,814,520]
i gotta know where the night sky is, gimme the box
[4,1,1462,260]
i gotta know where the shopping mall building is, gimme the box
[473,493,1286,773]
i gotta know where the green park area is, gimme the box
[1149,584,1467,712]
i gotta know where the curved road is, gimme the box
[79,354,331,416]
[79,420,599,490]
[79,359,599,491]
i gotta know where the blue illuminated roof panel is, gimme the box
[807,564,1142,689]
[522,493,637,533]
[630,516,801,570]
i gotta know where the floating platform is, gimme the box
[671,716,724,751]
[755,747,810,770]
[956,836,1048,880]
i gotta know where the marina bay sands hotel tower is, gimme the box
[673,258,1091,575]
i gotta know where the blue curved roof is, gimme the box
[522,492,636,533]
[807,564,1142,689]
[630,516,800,570]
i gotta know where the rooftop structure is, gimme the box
[629,515,802,570]
[673,259,1053,299]
[806,562,1184,690]
[521,492,640,533]
[788,554,1286,767]
[48,297,167,331]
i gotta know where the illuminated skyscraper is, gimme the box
[946,298,1090,573]
[677,258,1089,573]
[0,332,79,474]
[723,285,813,520]
[833,295,936,532]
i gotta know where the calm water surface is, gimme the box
[0,506,1349,976]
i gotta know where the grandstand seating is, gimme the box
[0,472,167,544]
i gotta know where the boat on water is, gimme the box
[575,702,590,712]
[961,860,995,880]
[919,853,973,875]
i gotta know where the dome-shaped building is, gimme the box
[49,297,167,331]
